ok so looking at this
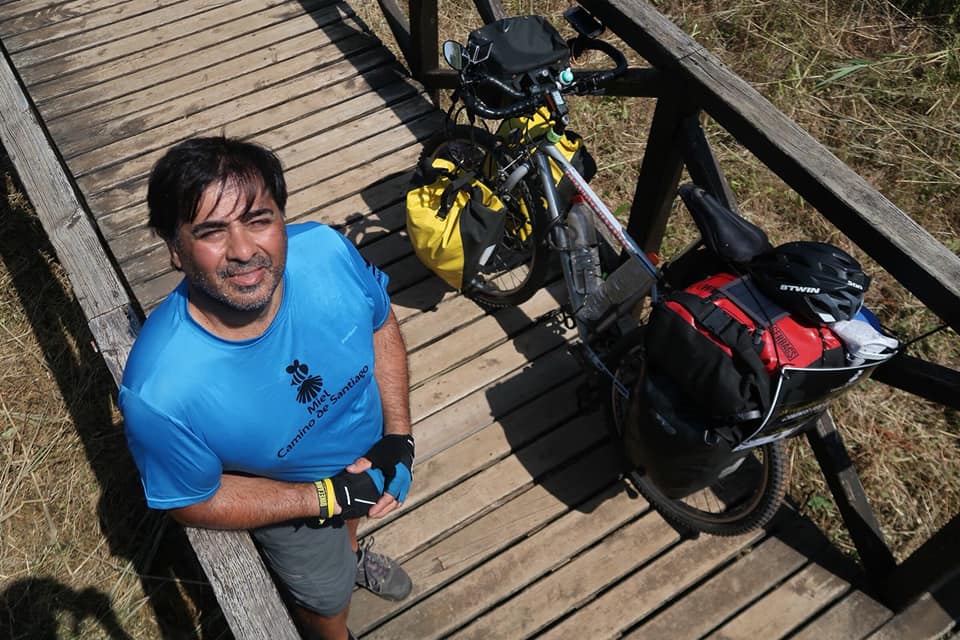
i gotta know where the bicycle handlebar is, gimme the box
[458,37,629,120]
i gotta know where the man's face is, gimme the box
[169,179,287,314]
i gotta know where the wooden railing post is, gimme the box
[409,0,439,101]
[626,93,686,254]
[806,412,897,592]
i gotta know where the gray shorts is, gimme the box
[251,518,355,616]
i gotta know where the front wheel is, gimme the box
[605,330,788,536]
[418,125,549,308]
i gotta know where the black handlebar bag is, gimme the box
[465,15,570,94]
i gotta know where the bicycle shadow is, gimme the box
[479,280,639,515]
[0,155,225,640]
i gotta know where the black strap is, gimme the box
[438,170,478,220]
[670,290,772,418]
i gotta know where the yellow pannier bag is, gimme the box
[406,157,507,291]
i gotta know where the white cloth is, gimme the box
[830,318,899,365]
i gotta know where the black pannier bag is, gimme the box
[465,16,570,97]
[624,370,751,500]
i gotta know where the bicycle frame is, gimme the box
[496,132,661,395]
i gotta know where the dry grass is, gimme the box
[1,0,957,637]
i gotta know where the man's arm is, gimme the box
[373,308,411,438]
[168,474,326,530]
[347,307,412,518]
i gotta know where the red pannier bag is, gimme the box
[645,272,845,425]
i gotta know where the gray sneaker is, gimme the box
[355,538,412,601]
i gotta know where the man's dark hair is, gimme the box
[147,136,287,242]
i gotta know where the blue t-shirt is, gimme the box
[120,223,391,509]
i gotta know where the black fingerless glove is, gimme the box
[330,468,385,519]
[363,434,415,501]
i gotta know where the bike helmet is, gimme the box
[748,241,870,325]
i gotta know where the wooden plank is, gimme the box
[627,530,824,639]
[356,414,608,563]
[3,0,204,51]
[451,514,679,639]
[28,0,332,104]
[409,314,575,423]
[705,563,850,639]
[365,367,585,537]
[0,41,129,324]
[11,0,236,67]
[410,347,581,462]
[351,454,627,634]
[39,0,352,119]
[76,65,416,204]
[43,12,361,129]
[80,60,406,222]
[867,570,960,640]
[0,40,298,640]
[16,1,345,85]
[579,0,960,333]
[53,31,382,159]
[408,282,565,386]
[362,474,648,639]
[283,112,439,199]
[0,0,120,28]
[539,530,764,639]
[185,528,299,639]
[790,590,892,640]
[391,275,457,323]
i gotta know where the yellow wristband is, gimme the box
[322,478,335,519]
[314,480,334,524]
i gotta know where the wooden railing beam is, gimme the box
[806,412,898,592]
[626,92,686,253]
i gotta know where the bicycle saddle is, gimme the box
[678,184,772,264]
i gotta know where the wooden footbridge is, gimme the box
[1,0,958,638]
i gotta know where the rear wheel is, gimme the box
[605,330,788,536]
[419,125,549,308]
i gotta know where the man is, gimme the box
[119,136,414,640]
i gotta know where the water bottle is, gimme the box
[579,254,656,323]
[566,195,602,300]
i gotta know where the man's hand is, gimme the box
[329,468,385,519]
[346,434,414,518]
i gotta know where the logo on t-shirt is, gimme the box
[286,359,324,403]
